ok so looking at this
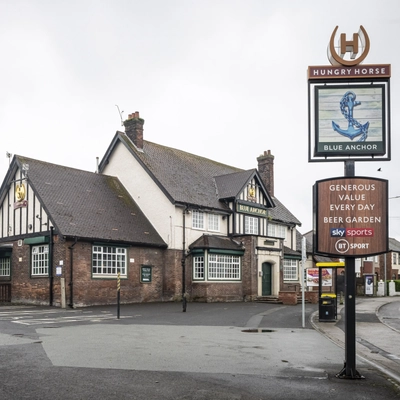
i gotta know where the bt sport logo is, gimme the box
[331,228,374,237]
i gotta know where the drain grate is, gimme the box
[241,328,275,333]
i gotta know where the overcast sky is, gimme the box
[1,0,400,240]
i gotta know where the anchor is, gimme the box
[332,91,369,141]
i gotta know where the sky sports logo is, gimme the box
[330,228,374,237]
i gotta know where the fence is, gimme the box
[0,282,11,302]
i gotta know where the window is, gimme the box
[268,223,286,239]
[32,245,49,276]
[0,257,10,277]
[193,253,241,281]
[245,216,258,235]
[283,259,298,281]
[393,252,398,265]
[193,255,204,280]
[192,210,204,229]
[92,246,127,277]
[208,214,220,232]
[208,254,241,280]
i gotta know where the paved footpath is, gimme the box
[312,296,400,385]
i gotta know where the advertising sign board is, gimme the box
[314,177,388,257]
[313,84,386,157]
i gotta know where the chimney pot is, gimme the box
[257,150,274,197]
[124,111,144,149]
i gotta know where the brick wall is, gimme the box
[9,236,184,307]
[11,239,52,305]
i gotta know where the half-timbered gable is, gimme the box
[215,169,274,237]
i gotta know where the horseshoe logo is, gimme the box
[328,25,370,66]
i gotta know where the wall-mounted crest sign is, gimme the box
[308,25,391,162]
[15,183,26,201]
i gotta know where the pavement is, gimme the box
[312,295,400,385]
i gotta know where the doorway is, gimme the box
[262,262,272,296]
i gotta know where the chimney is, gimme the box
[257,150,274,197]
[123,111,144,149]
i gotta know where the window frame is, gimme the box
[245,215,258,235]
[0,257,11,277]
[283,258,298,281]
[31,244,49,277]
[193,254,205,280]
[208,214,220,232]
[268,223,286,239]
[92,245,128,278]
[192,251,242,281]
[192,210,205,230]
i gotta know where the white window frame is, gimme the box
[0,257,11,277]
[393,252,398,265]
[92,246,127,278]
[208,254,241,280]
[193,255,205,280]
[283,259,298,281]
[268,223,286,239]
[245,215,258,235]
[192,210,205,230]
[31,244,49,276]
[208,214,220,232]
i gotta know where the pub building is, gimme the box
[0,112,308,307]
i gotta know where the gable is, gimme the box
[0,156,166,247]
[0,160,53,239]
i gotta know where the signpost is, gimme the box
[308,25,391,379]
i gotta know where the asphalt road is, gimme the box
[1,301,399,400]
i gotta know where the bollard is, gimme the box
[117,272,120,319]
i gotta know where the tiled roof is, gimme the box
[389,237,400,252]
[214,170,256,199]
[189,234,244,251]
[120,135,243,210]
[111,134,299,225]
[269,196,301,226]
[283,246,301,258]
[15,156,166,247]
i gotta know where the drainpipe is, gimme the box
[49,227,54,306]
[68,238,78,308]
[182,206,187,312]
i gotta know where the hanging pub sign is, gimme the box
[308,25,391,162]
[313,177,388,257]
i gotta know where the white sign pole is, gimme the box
[301,236,307,328]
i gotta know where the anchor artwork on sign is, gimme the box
[331,91,370,142]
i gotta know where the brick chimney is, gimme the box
[123,111,144,149]
[257,150,274,197]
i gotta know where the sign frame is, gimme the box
[308,78,391,162]
[140,265,152,283]
[313,176,389,258]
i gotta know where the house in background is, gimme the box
[0,111,304,306]
[359,237,400,281]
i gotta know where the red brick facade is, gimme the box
[8,235,184,307]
